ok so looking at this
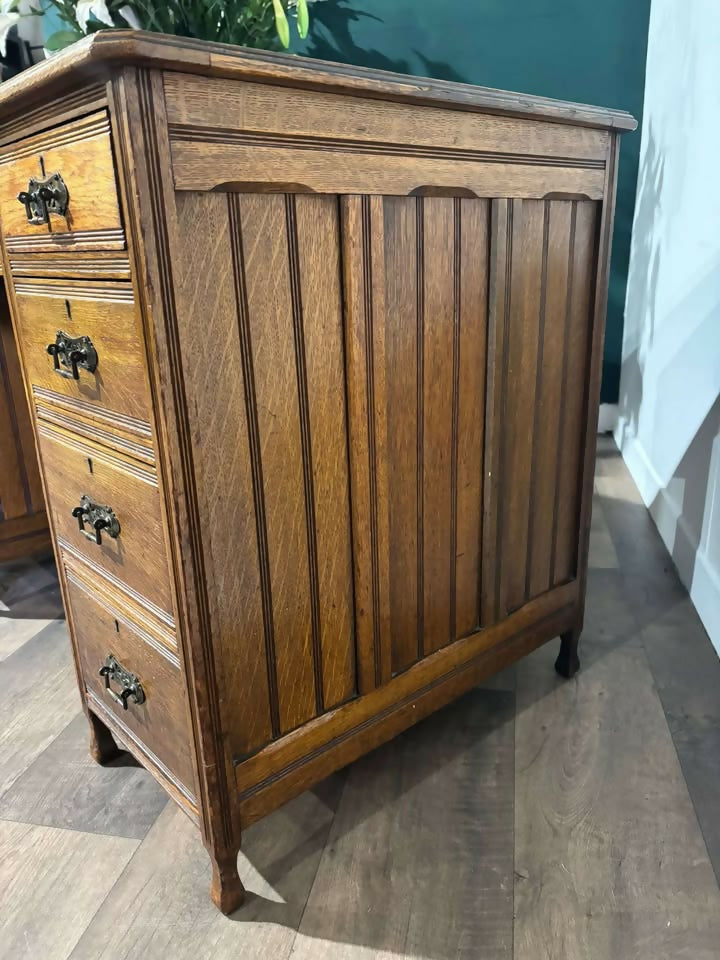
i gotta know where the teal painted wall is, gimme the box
[297,0,651,404]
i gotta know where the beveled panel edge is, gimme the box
[86,689,199,814]
[63,550,179,661]
[235,579,577,791]
[34,390,155,465]
[236,586,578,826]
[0,31,636,132]
[59,534,176,634]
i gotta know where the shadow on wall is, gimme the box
[304,0,469,81]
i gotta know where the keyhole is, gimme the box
[114,619,120,633]
[87,457,93,475]
[65,299,72,320]
[39,155,45,176]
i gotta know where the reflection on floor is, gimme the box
[1,437,719,960]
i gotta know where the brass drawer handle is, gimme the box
[47,330,98,381]
[17,172,69,225]
[71,495,121,546]
[99,654,145,710]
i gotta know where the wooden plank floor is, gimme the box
[1,437,719,960]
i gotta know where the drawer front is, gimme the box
[0,112,124,253]
[63,564,195,796]
[13,279,152,430]
[37,423,173,619]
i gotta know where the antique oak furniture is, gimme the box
[0,266,49,561]
[0,32,635,912]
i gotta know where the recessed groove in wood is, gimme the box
[494,200,514,619]
[9,253,131,279]
[13,280,134,302]
[361,195,383,689]
[525,200,551,603]
[415,196,425,661]
[136,68,233,849]
[449,198,461,643]
[0,111,111,163]
[58,535,176,632]
[285,194,324,716]
[32,387,153,440]
[6,229,126,252]
[550,201,578,587]
[0,82,106,147]
[168,123,607,170]
[227,193,281,740]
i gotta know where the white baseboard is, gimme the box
[597,403,618,433]
[614,429,720,656]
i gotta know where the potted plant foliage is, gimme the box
[1,0,310,62]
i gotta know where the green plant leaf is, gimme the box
[271,0,289,48]
[296,0,309,39]
[44,28,83,51]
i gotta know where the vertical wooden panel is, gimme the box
[499,199,547,615]
[174,192,272,757]
[382,197,419,674]
[553,201,597,584]
[422,198,455,653]
[239,193,316,732]
[527,201,573,599]
[294,195,356,709]
[342,196,392,691]
[0,315,28,520]
[482,199,511,627]
[455,198,489,637]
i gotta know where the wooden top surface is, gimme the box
[0,30,636,132]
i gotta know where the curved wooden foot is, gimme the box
[88,711,122,765]
[210,848,245,915]
[555,628,581,679]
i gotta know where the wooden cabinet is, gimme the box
[0,31,635,913]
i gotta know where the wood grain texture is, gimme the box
[37,420,173,618]
[173,190,273,759]
[552,201,597,586]
[421,197,455,653]
[64,566,196,798]
[0,111,125,252]
[0,819,137,960]
[291,688,514,960]
[13,278,152,431]
[164,73,611,162]
[294,195,356,710]
[514,640,720,960]
[342,195,392,692]
[238,193,316,733]
[382,196,420,674]
[455,198,489,637]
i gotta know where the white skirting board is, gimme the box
[597,403,618,434]
[614,429,720,656]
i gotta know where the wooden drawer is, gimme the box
[37,422,173,620]
[13,278,152,432]
[0,111,124,253]
[63,562,195,797]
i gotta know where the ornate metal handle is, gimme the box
[17,172,69,225]
[71,495,120,546]
[99,654,145,710]
[47,331,98,381]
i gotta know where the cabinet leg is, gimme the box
[88,711,122,765]
[555,628,581,679]
[209,847,245,915]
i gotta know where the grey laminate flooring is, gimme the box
[1,438,719,960]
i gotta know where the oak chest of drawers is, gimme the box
[0,31,635,912]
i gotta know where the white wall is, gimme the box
[616,0,720,653]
